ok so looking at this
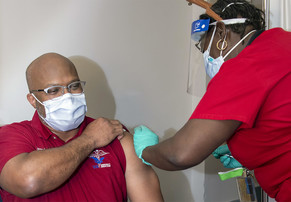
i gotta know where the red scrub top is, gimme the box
[190,28,291,201]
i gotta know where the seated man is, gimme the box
[0,53,163,201]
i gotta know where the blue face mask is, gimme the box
[203,24,256,79]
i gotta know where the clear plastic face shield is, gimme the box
[188,17,248,96]
[186,0,250,96]
[191,18,211,53]
[186,0,222,96]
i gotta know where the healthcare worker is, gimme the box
[133,0,291,201]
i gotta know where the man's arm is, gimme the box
[120,132,164,202]
[141,119,241,170]
[0,118,123,198]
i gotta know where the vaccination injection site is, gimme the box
[0,0,290,201]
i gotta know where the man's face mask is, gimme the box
[32,93,87,131]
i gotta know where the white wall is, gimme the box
[269,0,291,31]
[0,0,205,201]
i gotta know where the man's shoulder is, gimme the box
[0,120,37,140]
[118,131,135,159]
[0,120,32,132]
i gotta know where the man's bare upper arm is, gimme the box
[120,131,164,202]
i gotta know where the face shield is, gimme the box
[187,18,248,96]
[186,0,222,96]
[191,19,211,53]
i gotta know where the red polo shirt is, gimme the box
[0,112,127,201]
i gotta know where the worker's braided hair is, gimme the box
[200,0,265,38]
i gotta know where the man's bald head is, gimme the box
[26,53,79,92]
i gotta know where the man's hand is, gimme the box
[212,144,242,168]
[133,125,159,166]
[83,117,123,148]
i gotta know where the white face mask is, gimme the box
[32,93,87,131]
[203,25,256,78]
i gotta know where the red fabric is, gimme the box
[190,28,291,201]
[276,178,291,202]
[0,112,127,201]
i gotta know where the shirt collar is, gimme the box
[31,111,53,140]
[246,29,265,46]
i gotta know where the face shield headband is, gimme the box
[191,18,247,52]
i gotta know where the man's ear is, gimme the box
[216,21,227,39]
[27,93,37,109]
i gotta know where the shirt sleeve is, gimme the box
[0,123,36,172]
[190,56,268,129]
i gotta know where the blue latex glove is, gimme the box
[133,125,159,166]
[213,144,231,158]
[213,144,242,169]
[220,155,242,168]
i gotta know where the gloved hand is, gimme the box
[219,155,242,168]
[213,144,231,158]
[133,125,159,166]
[213,144,242,169]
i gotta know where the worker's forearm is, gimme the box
[142,119,241,171]
[142,137,198,171]
[14,134,95,198]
